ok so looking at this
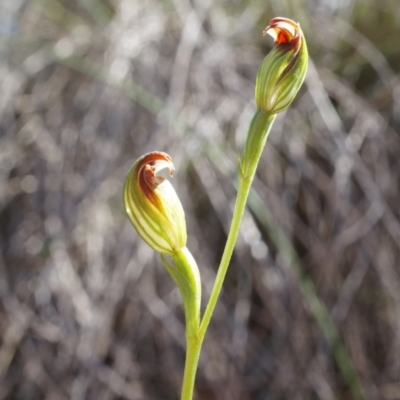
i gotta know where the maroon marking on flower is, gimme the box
[263,17,301,50]
[136,152,175,204]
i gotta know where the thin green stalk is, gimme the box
[168,248,201,337]
[162,248,202,400]
[197,176,252,341]
[179,110,276,400]
[180,335,202,400]
[199,110,276,340]
[180,173,251,399]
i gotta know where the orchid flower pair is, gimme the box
[123,17,308,400]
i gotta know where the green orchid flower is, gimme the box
[256,17,308,114]
[124,151,187,255]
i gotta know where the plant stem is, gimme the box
[180,335,202,400]
[199,110,276,341]
[170,248,201,336]
[162,248,201,400]
[180,110,276,400]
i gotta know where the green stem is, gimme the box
[180,110,276,400]
[161,248,202,400]
[181,335,202,400]
[199,110,276,340]
[163,248,201,337]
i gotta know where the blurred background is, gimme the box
[1,0,400,399]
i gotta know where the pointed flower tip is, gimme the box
[124,151,187,255]
[138,151,174,193]
[256,17,308,114]
[263,17,299,45]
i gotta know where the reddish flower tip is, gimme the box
[263,17,300,45]
[136,152,175,200]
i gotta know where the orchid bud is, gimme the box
[255,17,308,114]
[123,151,187,255]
